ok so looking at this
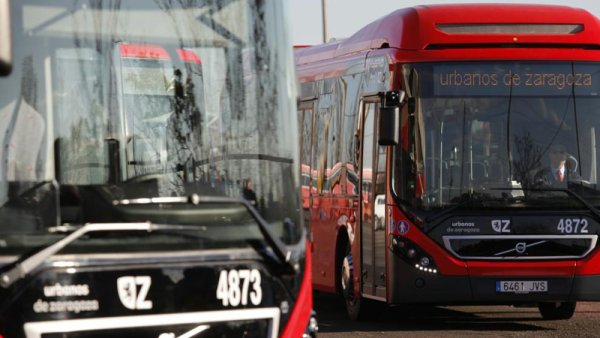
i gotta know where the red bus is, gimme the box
[0,1,316,337]
[296,3,600,321]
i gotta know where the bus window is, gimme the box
[54,48,108,184]
[118,43,174,180]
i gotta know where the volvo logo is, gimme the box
[494,240,547,256]
[515,242,527,254]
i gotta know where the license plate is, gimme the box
[496,281,548,293]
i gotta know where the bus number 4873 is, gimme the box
[216,269,262,307]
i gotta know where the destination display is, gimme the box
[121,61,172,96]
[431,63,600,96]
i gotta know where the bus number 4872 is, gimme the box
[557,218,589,234]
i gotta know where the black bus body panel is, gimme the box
[0,258,293,338]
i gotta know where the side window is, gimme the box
[314,108,331,193]
[299,103,315,196]
[299,107,313,168]
[341,75,361,173]
[326,80,342,193]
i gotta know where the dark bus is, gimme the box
[0,1,315,337]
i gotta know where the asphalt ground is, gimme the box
[315,292,600,337]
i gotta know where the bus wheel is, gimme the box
[340,243,372,321]
[538,301,576,320]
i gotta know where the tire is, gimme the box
[339,241,378,321]
[538,301,576,320]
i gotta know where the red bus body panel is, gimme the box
[281,241,314,338]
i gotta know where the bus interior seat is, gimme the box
[443,161,488,186]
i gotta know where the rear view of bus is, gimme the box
[0,1,314,337]
[296,4,600,321]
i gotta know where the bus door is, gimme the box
[116,43,174,181]
[359,98,387,299]
[299,101,327,286]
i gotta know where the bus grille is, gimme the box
[442,235,598,260]
[24,308,280,338]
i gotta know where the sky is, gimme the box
[290,0,600,45]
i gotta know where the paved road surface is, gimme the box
[315,292,600,337]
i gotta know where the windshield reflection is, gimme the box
[0,0,300,252]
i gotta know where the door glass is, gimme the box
[361,100,386,293]
[361,101,375,288]
[373,103,386,288]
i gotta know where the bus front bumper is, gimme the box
[388,257,600,305]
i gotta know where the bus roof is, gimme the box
[295,4,600,65]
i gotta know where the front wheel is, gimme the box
[339,243,379,320]
[538,301,576,320]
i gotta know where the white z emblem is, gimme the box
[492,219,510,233]
[117,276,153,310]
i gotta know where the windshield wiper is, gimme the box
[0,222,208,288]
[113,194,294,273]
[0,195,295,289]
[525,187,600,220]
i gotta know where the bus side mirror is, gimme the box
[378,105,400,146]
[378,90,405,146]
[0,0,11,77]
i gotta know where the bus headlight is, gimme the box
[391,236,438,274]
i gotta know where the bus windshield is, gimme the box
[0,0,300,255]
[395,62,600,211]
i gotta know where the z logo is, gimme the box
[117,276,153,310]
[492,219,511,233]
